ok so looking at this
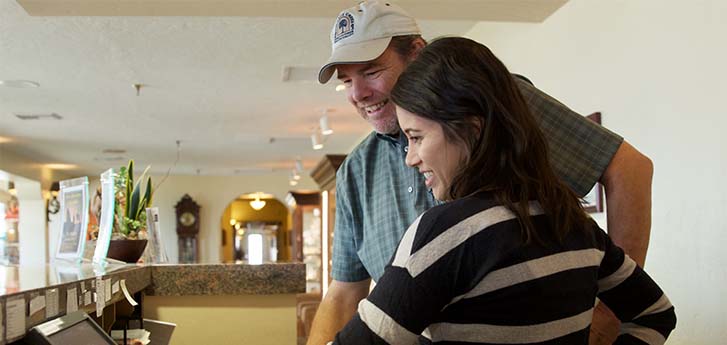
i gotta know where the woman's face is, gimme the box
[397,106,468,201]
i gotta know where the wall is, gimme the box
[466,0,726,343]
[0,145,74,190]
[144,294,297,345]
[149,173,317,263]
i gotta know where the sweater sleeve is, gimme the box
[596,232,677,344]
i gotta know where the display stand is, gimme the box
[54,177,89,264]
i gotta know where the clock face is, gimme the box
[179,212,196,227]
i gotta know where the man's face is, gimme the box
[336,47,408,135]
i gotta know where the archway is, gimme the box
[219,192,291,263]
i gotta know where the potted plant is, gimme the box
[107,160,154,263]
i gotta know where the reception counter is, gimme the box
[0,262,305,344]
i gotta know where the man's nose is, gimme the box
[349,78,372,103]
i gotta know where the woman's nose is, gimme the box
[405,145,420,167]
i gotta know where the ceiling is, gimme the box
[0,0,567,177]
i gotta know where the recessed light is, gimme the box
[44,163,78,170]
[0,80,40,88]
[335,84,346,92]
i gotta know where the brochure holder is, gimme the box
[93,169,118,266]
[55,177,89,263]
[144,207,169,263]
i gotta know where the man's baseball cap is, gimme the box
[318,1,421,84]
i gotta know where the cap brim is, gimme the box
[318,37,393,84]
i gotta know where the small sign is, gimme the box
[67,287,78,313]
[46,288,60,318]
[96,277,105,316]
[6,297,26,339]
[56,177,90,261]
[104,279,112,302]
[29,294,45,318]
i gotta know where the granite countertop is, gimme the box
[0,262,305,343]
[146,263,305,296]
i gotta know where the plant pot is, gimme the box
[107,239,148,263]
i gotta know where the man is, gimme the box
[309,1,653,344]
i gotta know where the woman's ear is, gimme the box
[470,117,484,134]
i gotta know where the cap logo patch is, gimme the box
[334,12,355,43]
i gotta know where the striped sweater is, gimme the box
[333,192,676,345]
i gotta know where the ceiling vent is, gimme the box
[281,66,319,83]
[14,113,62,120]
[93,156,125,162]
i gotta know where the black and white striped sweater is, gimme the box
[333,192,676,345]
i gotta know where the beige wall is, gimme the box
[466,0,726,343]
[149,173,317,263]
[0,145,75,190]
[144,294,297,345]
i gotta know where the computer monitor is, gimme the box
[24,311,116,345]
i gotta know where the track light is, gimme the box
[295,158,304,173]
[320,114,333,136]
[311,132,323,150]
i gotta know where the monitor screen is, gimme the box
[47,318,115,345]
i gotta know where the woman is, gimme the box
[331,37,675,344]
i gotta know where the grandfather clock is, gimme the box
[175,194,200,263]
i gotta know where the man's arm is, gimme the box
[590,140,654,345]
[306,279,371,345]
[601,140,653,267]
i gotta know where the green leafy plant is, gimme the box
[113,160,153,239]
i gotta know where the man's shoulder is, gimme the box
[338,131,389,175]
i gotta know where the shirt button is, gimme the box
[408,186,413,193]
[404,146,409,153]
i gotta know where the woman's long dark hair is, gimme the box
[391,37,589,244]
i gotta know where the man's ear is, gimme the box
[408,38,427,61]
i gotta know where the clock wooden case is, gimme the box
[175,194,201,263]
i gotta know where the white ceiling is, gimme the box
[0,0,567,177]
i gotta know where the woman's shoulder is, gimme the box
[414,192,502,240]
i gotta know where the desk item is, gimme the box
[67,287,78,312]
[29,293,46,318]
[56,177,89,262]
[96,277,105,315]
[121,279,138,306]
[94,169,116,264]
[6,297,26,339]
[26,311,116,345]
[144,319,176,345]
[46,288,60,318]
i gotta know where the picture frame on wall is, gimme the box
[583,112,605,213]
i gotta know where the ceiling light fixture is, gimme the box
[0,80,40,88]
[335,84,346,92]
[320,114,333,136]
[311,132,323,150]
[295,158,304,174]
[249,193,266,211]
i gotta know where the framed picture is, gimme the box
[583,112,604,213]
[56,177,89,260]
